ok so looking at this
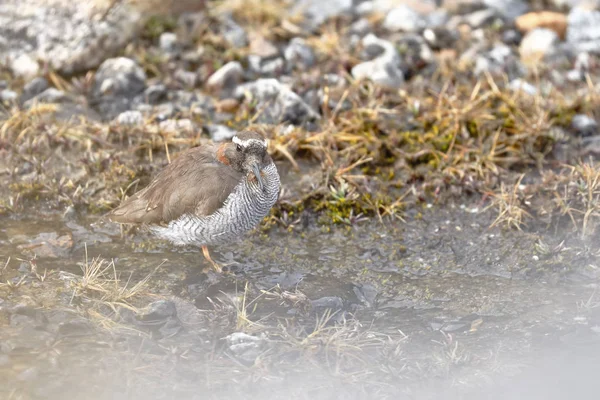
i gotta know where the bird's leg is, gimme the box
[201,245,222,273]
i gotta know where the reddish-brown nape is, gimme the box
[216,143,230,166]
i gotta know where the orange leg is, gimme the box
[201,245,222,272]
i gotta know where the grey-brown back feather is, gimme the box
[108,145,243,225]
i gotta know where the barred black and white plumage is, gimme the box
[108,129,280,271]
[150,162,280,246]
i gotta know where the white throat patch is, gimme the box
[232,136,268,148]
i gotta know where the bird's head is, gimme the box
[225,130,271,190]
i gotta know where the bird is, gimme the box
[108,129,281,272]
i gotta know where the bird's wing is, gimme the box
[108,145,243,225]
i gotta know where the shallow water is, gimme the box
[1,207,600,399]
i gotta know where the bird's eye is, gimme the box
[236,144,242,152]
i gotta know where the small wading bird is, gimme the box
[108,130,281,272]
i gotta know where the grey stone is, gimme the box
[474,44,526,78]
[225,332,265,364]
[115,110,144,126]
[206,61,244,90]
[21,77,49,103]
[92,57,146,119]
[483,0,529,21]
[293,0,353,31]
[208,124,237,142]
[284,38,316,69]
[567,7,600,54]
[0,90,18,102]
[93,57,146,97]
[351,34,404,90]
[144,84,168,104]
[519,28,559,59]
[463,9,499,28]
[509,79,537,96]
[248,55,286,76]
[234,78,319,125]
[9,54,39,78]
[23,88,69,107]
[174,68,198,88]
[0,0,140,75]
[159,32,178,52]
[572,114,598,137]
[221,17,248,48]
[159,119,196,134]
[383,5,425,32]
[350,18,372,36]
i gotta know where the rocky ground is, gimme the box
[2,0,600,399]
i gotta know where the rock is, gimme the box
[17,232,74,258]
[206,61,244,91]
[234,78,319,125]
[483,0,529,21]
[144,84,168,104]
[220,17,248,48]
[116,110,144,126]
[566,6,600,54]
[249,33,279,58]
[23,88,70,107]
[21,77,49,104]
[248,55,285,76]
[351,34,404,90]
[519,28,559,60]
[293,0,353,31]
[509,79,537,95]
[462,9,500,28]
[94,57,146,96]
[159,32,178,52]
[174,68,197,88]
[10,54,39,78]
[572,114,598,137]
[383,5,426,32]
[207,124,237,142]
[92,57,147,119]
[0,0,140,75]
[350,18,372,36]
[284,38,316,70]
[423,27,459,50]
[515,11,567,39]
[1,90,18,102]
[159,119,196,134]
[502,29,523,45]
[225,332,265,364]
[473,44,526,78]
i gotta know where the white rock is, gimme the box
[159,32,178,52]
[159,119,196,134]
[116,110,144,126]
[351,34,404,90]
[509,79,537,96]
[10,54,39,78]
[208,124,237,142]
[519,28,559,59]
[383,5,425,32]
[0,90,18,102]
[207,61,244,90]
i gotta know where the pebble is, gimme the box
[159,118,196,134]
[571,114,598,137]
[116,110,144,127]
[483,0,529,22]
[206,61,244,91]
[293,0,353,31]
[383,5,425,32]
[284,38,316,69]
[352,34,404,90]
[225,332,265,364]
[221,17,248,48]
[144,84,168,104]
[234,78,319,125]
[567,7,600,54]
[21,77,49,103]
[509,79,537,96]
[23,88,69,108]
[174,68,198,88]
[207,124,237,142]
[10,54,39,79]
[519,28,559,60]
[0,90,18,102]
[94,57,147,96]
[159,32,178,52]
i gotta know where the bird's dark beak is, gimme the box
[251,163,264,191]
